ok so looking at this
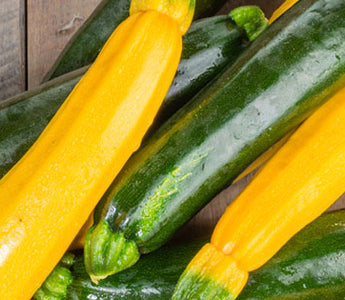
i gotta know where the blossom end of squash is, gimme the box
[84,221,140,282]
[173,243,248,299]
[33,254,74,300]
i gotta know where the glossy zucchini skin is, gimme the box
[68,210,345,299]
[0,15,244,179]
[90,0,345,262]
[45,0,228,80]
[68,240,205,300]
[239,209,345,299]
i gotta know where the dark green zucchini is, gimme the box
[44,0,228,81]
[85,0,345,282]
[0,13,257,179]
[37,210,345,299]
[239,209,345,299]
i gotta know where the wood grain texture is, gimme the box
[0,0,25,101]
[27,0,102,88]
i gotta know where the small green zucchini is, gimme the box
[44,0,228,80]
[0,13,255,178]
[85,0,345,281]
[36,210,345,299]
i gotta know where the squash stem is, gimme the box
[229,6,268,41]
[173,243,247,299]
[33,253,75,300]
[84,221,140,284]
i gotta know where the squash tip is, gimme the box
[173,243,247,299]
[84,221,140,281]
[229,6,268,41]
[33,262,73,300]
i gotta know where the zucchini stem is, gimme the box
[84,221,140,284]
[33,253,75,300]
[230,6,268,41]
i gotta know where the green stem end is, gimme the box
[172,268,235,300]
[84,221,140,284]
[173,243,248,299]
[230,6,269,41]
[33,253,75,300]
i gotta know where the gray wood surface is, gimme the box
[27,0,102,88]
[0,0,25,101]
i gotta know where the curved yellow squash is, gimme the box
[0,0,195,297]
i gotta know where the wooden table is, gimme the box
[1,0,344,239]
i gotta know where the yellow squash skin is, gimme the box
[0,7,187,300]
[130,0,194,35]
[270,0,299,23]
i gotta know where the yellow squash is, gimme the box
[270,0,299,23]
[0,0,194,298]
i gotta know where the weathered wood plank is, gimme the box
[27,0,102,88]
[0,0,25,101]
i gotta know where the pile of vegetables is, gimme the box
[2,0,345,299]
[60,209,345,299]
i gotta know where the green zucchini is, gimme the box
[85,0,345,282]
[44,0,228,81]
[0,13,257,179]
[238,209,345,299]
[37,210,345,299]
